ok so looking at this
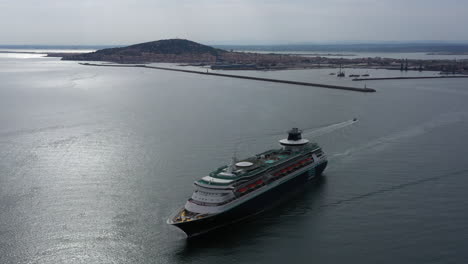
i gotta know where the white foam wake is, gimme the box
[303,118,359,138]
[330,112,468,160]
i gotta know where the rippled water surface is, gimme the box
[1,53,468,263]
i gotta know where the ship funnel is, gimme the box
[279,128,309,147]
[287,128,302,141]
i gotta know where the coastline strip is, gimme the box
[79,63,376,93]
[353,76,468,81]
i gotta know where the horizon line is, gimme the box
[2,40,468,47]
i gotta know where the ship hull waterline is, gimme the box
[169,161,327,237]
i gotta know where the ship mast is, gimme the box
[226,155,237,174]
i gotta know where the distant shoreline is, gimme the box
[353,75,468,81]
[2,46,467,75]
[235,51,356,57]
[426,52,468,55]
[3,42,468,54]
[0,50,90,56]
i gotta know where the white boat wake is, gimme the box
[302,118,359,138]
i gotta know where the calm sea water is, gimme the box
[237,50,468,60]
[1,52,468,264]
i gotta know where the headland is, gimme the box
[59,39,468,74]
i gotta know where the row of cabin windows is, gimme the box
[197,197,221,202]
[235,154,314,187]
[195,190,229,196]
[190,197,236,206]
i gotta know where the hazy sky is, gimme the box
[1,0,467,45]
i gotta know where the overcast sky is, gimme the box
[1,0,467,45]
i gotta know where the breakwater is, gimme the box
[80,63,376,93]
[353,76,468,81]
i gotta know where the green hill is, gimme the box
[62,39,226,63]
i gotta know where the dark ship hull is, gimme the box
[171,162,327,237]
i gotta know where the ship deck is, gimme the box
[197,143,320,186]
[171,208,210,224]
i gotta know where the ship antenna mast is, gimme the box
[227,133,243,174]
[226,154,237,174]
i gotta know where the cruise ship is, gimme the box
[167,128,328,237]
